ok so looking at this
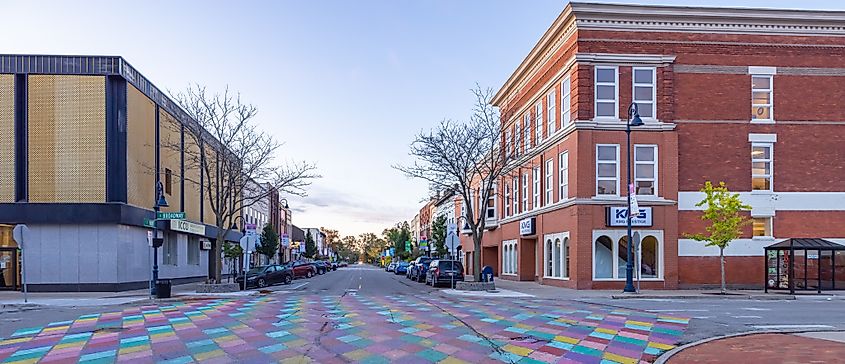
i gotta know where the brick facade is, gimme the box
[459,2,845,290]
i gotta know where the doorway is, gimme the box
[0,248,18,290]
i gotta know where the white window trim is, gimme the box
[751,142,774,193]
[504,181,511,218]
[547,91,557,136]
[502,240,518,275]
[751,74,774,123]
[505,129,512,158]
[512,178,519,215]
[521,173,529,212]
[632,67,657,121]
[523,113,531,151]
[487,182,497,221]
[561,76,572,127]
[532,167,540,210]
[596,144,620,197]
[751,216,775,240]
[543,232,570,280]
[559,151,569,202]
[634,144,658,197]
[592,230,664,281]
[545,159,554,206]
[594,66,619,120]
[535,102,543,144]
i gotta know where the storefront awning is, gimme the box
[765,238,845,251]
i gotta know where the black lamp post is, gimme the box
[624,103,644,293]
[151,181,168,296]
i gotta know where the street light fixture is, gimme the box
[151,181,168,296]
[624,103,644,293]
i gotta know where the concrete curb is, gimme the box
[654,328,845,364]
[610,294,796,300]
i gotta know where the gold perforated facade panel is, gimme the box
[126,85,156,208]
[27,75,106,203]
[0,75,14,203]
[159,109,182,215]
[183,135,201,222]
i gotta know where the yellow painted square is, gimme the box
[626,320,653,327]
[280,355,312,364]
[0,337,33,345]
[54,342,85,350]
[42,325,70,333]
[119,345,149,355]
[415,324,434,330]
[419,339,435,347]
[648,341,675,350]
[193,349,225,361]
[603,352,638,364]
[502,344,533,357]
[554,335,580,344]
[342,349,370,361]
[285,339,308,347]
[596,328,618,335]
[438,357,469,364]
[3,358,39,364]
[514,323,532,329]
[213,335,237,343]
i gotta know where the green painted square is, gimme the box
[400,335,424,344]
[572,345,603,357]
[350,339,374,348]
[526,331,555,341]
[518,357,548,364]
[615,336,647,347]
[416,349,447,362]
[359,355,391,364]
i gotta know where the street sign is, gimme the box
[446,233,459,248]
[13,224,29,246]
[447,223,457,234]
[143,218,155,228]
[12,224,29,303]
[156,211,186,220]
[281,233,290,247]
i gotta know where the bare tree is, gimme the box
[395,85,510,281]
[169,85,319,283]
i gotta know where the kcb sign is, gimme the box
[606,206,652,227]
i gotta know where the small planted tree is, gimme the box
[222,242,243,282]
[304,230,317,259]
[685,181,751,294]
[256,223,280,265]
[431,215,448,257]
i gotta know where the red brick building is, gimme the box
[460,2,845,289]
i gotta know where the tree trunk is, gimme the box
[720,247,726,294]
[473,235,482,281]
[214,231,224,283]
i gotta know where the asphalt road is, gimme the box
[271,263,440,297]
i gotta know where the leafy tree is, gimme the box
[304,230,317,258]
[321,227,341,260]
[222,242,243,281]
[431,215,448,257]
[685,181,751,294]
[256,223,279,264]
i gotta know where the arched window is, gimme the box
[594,236,613,279]
[641,236,659,278]
[553,238,561,277]
[618,236,630,279]
[546,239,554,277]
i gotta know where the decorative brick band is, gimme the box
[675,65,845,76]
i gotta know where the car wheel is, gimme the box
[258,278,267,288]
[284,275,292,285]
[306,271,313,278]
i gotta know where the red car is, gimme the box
[290,261,317,278]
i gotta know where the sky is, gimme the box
[5,0,843,237]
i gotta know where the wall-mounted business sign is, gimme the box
[170,219,206,235]
[519,217,536,236]
[200,239,212,250]
[606,206,653,227]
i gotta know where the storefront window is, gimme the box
[617,237,630,279]
[595,236,613,279]
[641,236,658,278]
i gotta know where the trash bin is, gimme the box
[155,279,172,299]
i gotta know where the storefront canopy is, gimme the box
[765,238,845,294]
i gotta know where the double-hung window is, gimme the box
[515,124,521,157]
[559,151,569,201]
[504,182,511,217]
[532,167,540,209]
[545,159,554,205]
[523,113,531,151]
[596,145,619,196]
[752,217,773,238]
[521,173,528,212]
[505,129,512,158]
[561,76,572,126]
[594,67,618,119]
[547,91,556,135]
[535,102,543,144]
[752,143,773,191]
[752,75,773,122]
[632,67,656,119]
[512,178,519,215]
[634,145,657,196]
[487,183,496,220]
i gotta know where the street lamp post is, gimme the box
[151,181,169,296]
[624,103,644,293]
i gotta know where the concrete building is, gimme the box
[0,55,242,291]
[460,3,845,290]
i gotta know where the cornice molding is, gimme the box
[574,53,676,65]
[495,196,677,226]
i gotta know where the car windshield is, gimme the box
[438,261,462,270]
[247,266,266,275]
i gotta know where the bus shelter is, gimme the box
[765,238,845,294]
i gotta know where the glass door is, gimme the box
[0,248,18,290]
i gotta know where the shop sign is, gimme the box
[200,239,212,250]
[281,233,290,247]
[519,217,535,236]
[170,219,206,235]
[606,207,652,227]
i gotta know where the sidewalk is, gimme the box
[666,331,845,363]
[0,282,250,308]
[491,278,845,300]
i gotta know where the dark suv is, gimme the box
[426,260,464,287]
[235,264,293,288]
[410,256,433,282]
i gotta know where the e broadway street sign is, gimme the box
[157,211,186,220]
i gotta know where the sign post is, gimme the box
[633,231,641,293]
[12,225,29,303]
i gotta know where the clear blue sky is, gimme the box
[6,0,842,236]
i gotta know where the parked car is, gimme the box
[328,261,338,271]
[235,264,293,288]
[313,261,329,274]
[291,261,317,278]
[426,260,464,287]
[338,261,348,267]
[410,256,433,282]
[386,262,397,272]
[395,261,409,275]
